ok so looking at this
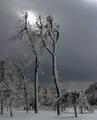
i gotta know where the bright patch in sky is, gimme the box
[27,11,37,25]
[19,11,37,25]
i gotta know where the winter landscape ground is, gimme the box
[0,108,97,120]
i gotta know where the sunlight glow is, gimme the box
[18,11,37,25]
[27,11,37,25]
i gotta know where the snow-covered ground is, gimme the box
[0,109,97,120]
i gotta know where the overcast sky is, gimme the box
[1,0,97,84]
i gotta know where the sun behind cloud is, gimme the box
[27,11,37,25]
[18,10,37,25]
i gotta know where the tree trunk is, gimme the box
[9,101,13,117]
[80,107,83,114]
[74,105,77,117]
[7,105,8,112]
[34,57,39,113]
[52,53,61,115]
[24,84,29,113]
[25,94,29,113]
[1,100,3,115]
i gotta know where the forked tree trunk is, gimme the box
[34,57,39,113]
[25,27,39,113]
[52,51,61,115]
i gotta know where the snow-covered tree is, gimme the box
[12,13,62,115]
[0,57,17,117]
[12,12,44,113]
[85,82,97,105]
[79,91,94,114]
[35,15,61,115]
[0,55,31,116]
[54,90,93,117]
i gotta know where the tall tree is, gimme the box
[12,12,44,113]
[13,63,29,113]
[0,56,20,117]
[36,16,61,115]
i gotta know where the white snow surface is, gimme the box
[0,109,97,120]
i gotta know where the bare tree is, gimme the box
[0,55,29,117]
[0,57,18,117]
[12,12,44,113]
[12,13,61,114]
[13,63,28,113]
[36,16,61,115]
[17,62,35,111]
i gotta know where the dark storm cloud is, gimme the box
[0,0,97,81]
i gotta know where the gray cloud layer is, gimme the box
[0,0,97,82]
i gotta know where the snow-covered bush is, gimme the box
[85,82,97,105]
[54,90,94,117]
